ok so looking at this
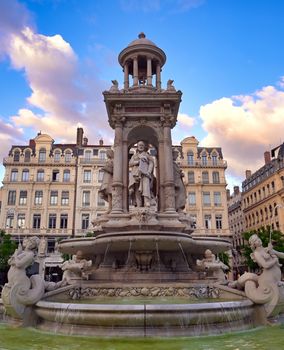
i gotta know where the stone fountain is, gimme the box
[1,33,284,337]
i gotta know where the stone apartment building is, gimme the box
[242,145,284,233]
[178,136,230,237]
[0,129,231,248]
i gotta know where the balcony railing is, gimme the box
[181,159,227,168]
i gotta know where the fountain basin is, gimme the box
[35,298,258,337]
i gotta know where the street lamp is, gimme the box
[269,203,284,243]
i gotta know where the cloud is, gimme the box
[200,80,284,182]
[172,112,196,144]
[0,0,112,147]
[177,112,195,128]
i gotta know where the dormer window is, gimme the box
[65,150,72,162]
[54,150,61,162]
[187,151,194,165]
[13,150,20,162]
[201,153,207,166]
[24,150,31,162]
[39,148,46,162]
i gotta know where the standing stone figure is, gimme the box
[129,141,155,207]
[38,236,48,257]
[172,148,186,212]
[98,149,114,212]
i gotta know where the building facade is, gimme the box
[179,136,230,237]
[242,146,284,233]
[0,130,231,247]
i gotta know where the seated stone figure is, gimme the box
[196,249,229,281]
[233,234,284,317]
[61,250,92,284]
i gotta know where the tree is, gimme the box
[0,230,17,275]
[242,226,284,271]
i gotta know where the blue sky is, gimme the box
[1,0,284,190]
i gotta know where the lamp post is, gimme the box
[269,203,284,243]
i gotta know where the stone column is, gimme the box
[124,63,129,89]
[147,57,152,86]
[122,139,128,212]
[163,119,176,213]
[111,115,124,213]
[133,56,138,86]
[156,63,161,89]
[158,140,165,212]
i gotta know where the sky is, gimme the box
[1,0,284,191]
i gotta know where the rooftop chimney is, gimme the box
[76,127,84,146]
[264,151,271,165]
[226,189,231,201]
[245,170,252,179]
[83,137,88,146]
[99,138,104,146]
[233,186,240,195]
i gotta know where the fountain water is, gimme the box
[1,33,284,337]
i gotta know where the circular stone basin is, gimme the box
[35,299,255,337]
[58,231,231,256]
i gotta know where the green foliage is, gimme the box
[218,252,231,271]
[242,226,284,271]
[0,230,17,272]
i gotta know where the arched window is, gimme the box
[24,150,31,162]
[39,148,46,162]
[54,150,61,162]
[13,150,20,162]
[212,171,220,184]
[37,169,44,182]
[10,169,18,182]
[211,152,218,165]
[187,151,194,165]
[201,152,207,166]
[202,171,209,184]
[65,150,72,162]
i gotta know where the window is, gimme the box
[214,192,221,207]
[216,215,222,229]
[17,214,25,228]
[204,214,211,229]
[187,152,194,166]
[10,169,18,182]
[39,148,46,162]
[50,191,58,205]
[212,171,220,184]
[37,170,44,181]
[6,213,14,228]
[63,169,70,182]
[22,169,29,182]
[61,191,69,205]
[65,150,72,162]
[188,192,196,206]
[54,150,61,162]
[52,170,60,182]
[190,214,197,229]
[8,191,16,205]
[99,150,107,160]
[202,171,209,184]
[82,191,90,206]
[212,154,218,165]
[13,150,20,162]
[188,171,195,184]
[35,191,43,205]
[60,214,68,229]
[48,214,56,229]
[85,150,92,161]
[83,170,92,183]
[98,170,104,183]
[19,191,27,205]
[201,153,207,166]
[24,150,31,162]
[33,214,41,229]
[82,214,90,229]
[202,192,210,206]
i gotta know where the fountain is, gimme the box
[1,33,284,337]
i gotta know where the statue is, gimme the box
[2,237,64,321]
[234,234,284,317]
[109,80,119,92]
[98,149,114,212]
[196,249,229,281]
[61,250,92,284]
[38,236,48,257]
[129,141,156,208]
[172,148,186,212]
[166,79,176,92]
